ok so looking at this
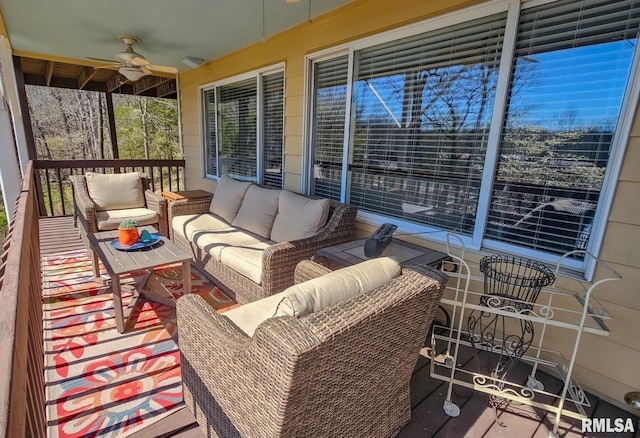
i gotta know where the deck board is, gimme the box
[38,216,639,438]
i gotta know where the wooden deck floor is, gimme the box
[39,217,639,438]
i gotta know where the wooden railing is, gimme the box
[0,161,46,437]
[32,159,186,217]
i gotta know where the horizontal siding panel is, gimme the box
[599,222,640,267]
[618,137,640,182]
[608,181,640,225]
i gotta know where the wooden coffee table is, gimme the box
[88,226,193,333]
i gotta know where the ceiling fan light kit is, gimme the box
[119,66,145,81]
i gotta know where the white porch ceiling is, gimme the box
[0,0,353,72]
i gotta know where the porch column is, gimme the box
[0,96,21,217]
[0,36,30,172]
[0,35,25,216]
[105,92,119,158]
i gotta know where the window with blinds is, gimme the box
[203,89,217,177]
[217,78,257,181]
[262,72,284,188]
[349,13,507,234]
[311,55,349,201]
[202,68,284,186]
[486,0,640,256]
[306,0,640,266]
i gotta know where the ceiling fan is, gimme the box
[88,35,177,82]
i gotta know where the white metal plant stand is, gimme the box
[430,234,621,438]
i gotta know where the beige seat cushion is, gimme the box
[271,191,330,242]
[231,186,281,238]
[193,228,272,261]
[224,257,401,336]
[219,241,272,284]
[85,172,145,211]
[172,213,233,240]
[209,175,253,223]
[95,208,159,231]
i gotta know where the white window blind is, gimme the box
[262,72,284,188]
[202,69,284,186]
[217,78,257,181]
[349,12,507,234]
[311,55,349,201]
[203,89,217,176]
[486,0,640,256]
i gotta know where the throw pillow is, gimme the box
[270,190,330,242]
[231,185,281,238]
[274,256,401,317]
[223,257,401,336]
[209,174,253,223]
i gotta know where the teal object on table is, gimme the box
[139,229,153,243]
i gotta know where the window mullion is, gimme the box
[472,0,522,249]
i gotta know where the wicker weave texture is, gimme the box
[70,174,167,247]
[171,199,358,304]
[177,261,447,438]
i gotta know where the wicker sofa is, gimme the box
[177,258,448,437]
[169,175,357,303]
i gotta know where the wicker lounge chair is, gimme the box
[70,172,167,247]
[177,259,447,438]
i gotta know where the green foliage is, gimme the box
[114,95,179,160]
[26,86,179,161]
[118,219,138,230]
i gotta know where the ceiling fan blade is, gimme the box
[86,56,120,64]
[146,64,178,74]
[131,57,150,67]
[140,67,153,75]
[93,64,121,70]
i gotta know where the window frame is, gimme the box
[200,63,285,185]
[302,0,640,275]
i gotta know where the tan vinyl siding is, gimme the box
[177,0,640,412]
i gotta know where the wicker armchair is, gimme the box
[70,172,167,247]
[177,260,447,438]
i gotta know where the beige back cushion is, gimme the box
[209,175,253,223]
[270,191,331,242]
[85,172,145,212]
[231,186,281,238]
[224,257,401,336]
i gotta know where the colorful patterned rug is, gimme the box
[42,250,236,438]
